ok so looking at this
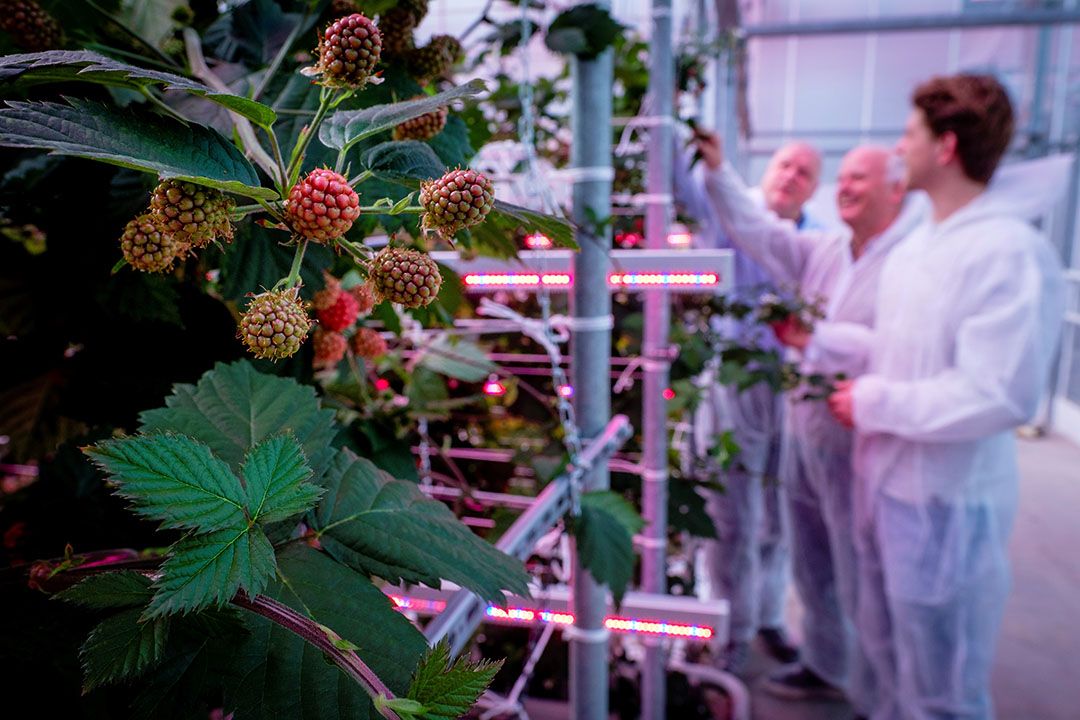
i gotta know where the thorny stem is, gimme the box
[231,593,402,720]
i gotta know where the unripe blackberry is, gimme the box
[238,287,312,360]
[318,13,382,89]
[350,327,388,359]
[285,168,361,242]
[397,0,429,22]
[312,328,348,368]
[429,34,463,64]
[149,179,234,249]
[368,247,442,308]
[407,43,452,84]
[392,101,447,141]
[419,168,495,237]
[316,288,361,332]
[0,0,61,52]
[119,213,186,273]
[350,283,377,317]
[378,8,415,57]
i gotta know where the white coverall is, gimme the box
[839,180,1065,720]
[702,160,924,711]
[674,149,797,649]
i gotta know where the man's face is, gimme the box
[761,144,820,219]
[836,147,902,230]
[896,109,938,190]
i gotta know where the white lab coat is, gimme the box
[843,176,1066,720]
[702,160,924,709]
[673,148,792,646]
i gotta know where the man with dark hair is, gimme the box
[828,73,1064,719]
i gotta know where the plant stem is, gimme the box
[266,128,290,194]
[349,170,375,187]
[140,88,192,124]
[282,240,309,289]
[231,593,403,720]
[460,0,497,42]
[287,87,336,185]
[256,198,287,224]
[358,205,423,214]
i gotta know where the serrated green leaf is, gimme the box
[0,50,277,127]
[241,434,323,524]
[319,80,487,151]
[363,141,445,183]
[0,98,275,200]
[572,490,646,606]
[227,544,428,719]
[85,435,247,533]
[406,641,503,720]
[139,361,338,480]
[312,449,530,603]
[146,524,276,618]
[57,571,155,610]
[419,337,497,383]
[81,607,170,691]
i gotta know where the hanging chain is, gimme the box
[517,0,582,463]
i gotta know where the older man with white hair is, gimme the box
[692,133,922,715]
[675,138,822,674]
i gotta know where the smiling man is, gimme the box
[691,133,922,714]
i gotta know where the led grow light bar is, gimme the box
[390,584,726,645]
[431,249,734,294]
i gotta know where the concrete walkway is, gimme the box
[747,432,1080,720]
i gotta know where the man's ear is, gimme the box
[937,130,959,168]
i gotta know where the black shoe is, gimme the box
[760,665,845,701]
[757,626,800,664]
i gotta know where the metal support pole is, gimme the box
[641,1,674,719]
[569,0,615,716]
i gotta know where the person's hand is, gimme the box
[771,314,811,350]
[828,379,855,429]
[690,129,724,170]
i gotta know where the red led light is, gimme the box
[662,388,676,400]
[374,378,391,391]
[525,233,553,249]
[483,376,507,397]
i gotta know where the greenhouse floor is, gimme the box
[523,432,1080,720]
